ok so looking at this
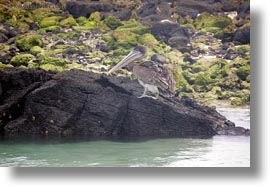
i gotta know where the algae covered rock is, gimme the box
[15,34,43,51]
[10,54,35,66]
[40,16,61,28]
[60,16,78,27]
[103,16,123,30]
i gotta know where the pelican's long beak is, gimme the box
[108,50,142,74]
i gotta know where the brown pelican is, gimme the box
[108,46,175,99]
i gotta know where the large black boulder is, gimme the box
[0,68,249,138]
[151,22,192,52]
[233,27,250,44]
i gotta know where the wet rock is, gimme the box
[216,126,250,136]
[0,68,249,138]
[233,27,250,44]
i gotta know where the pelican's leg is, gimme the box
[138,87,147,98]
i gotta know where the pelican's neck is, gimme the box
[127,62,137,71]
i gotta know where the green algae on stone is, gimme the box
[40,16,61,28]
[30,46,44,56]
[170,65,193,93]
[38,25,61,33]
[10,54,35,66]
[103,16,123,30]
[89,12,101,22]
[39,64,64,72]
[77,16,96,28]
[15,34,43,51]
[236,64,250,81]
[60,16,78,27]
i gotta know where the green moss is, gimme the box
[30,46,44,56]
[0,62,13,68]
[39,64,64,71]
[103,16,123,30]
[37,26,61,34]
[15,34,43,51]
[10,54,35,66]
[39,56,67,66]
[195,13,235,41]
[115,19,150,34]
[194,72,215,92]
[219,74,241,89]
[72,26,95,32]
[57,32,80,39]
[66,63,87,71]
[171,65,193,93]
[89,12,101,22]
[233,44,250,54]
[60,16,77,27]
[236,64,250,81]
[230,97,245,106]
[40,16,61,28]
[195,13,232,29]
[77,16,96,28]
[107,31,139,50]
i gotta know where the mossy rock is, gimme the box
[195,13,235,41]
[77,16,96,28]
[60,16,78,27]
[40,16,61,28]
[30,46,44,56]
[39,64,64,72]
[218,74,241,89]
[108,31,139,50]
[72,26,95,32]
[15,34,43,51]
[103,16,123,30]
[233,44,250,54]
[38,55,67,66]
[195,13,232,29]
[0,62,13,68]
[115,19,150,34]
[194,72,215,92]
[170,65,193,93]
[38,25,61,33]
[57,32,80,39]
[89,12,101,22]
[10,54,35,66]
[229,97,245,106]
[236,64,250,81]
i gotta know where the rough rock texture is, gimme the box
[151,22,192,53]
[0,68,249,138]
[66,1,131,20]
[233,27,250,44]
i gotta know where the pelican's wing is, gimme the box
[133,61,175,95]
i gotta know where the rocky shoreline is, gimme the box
[0,67,249,138]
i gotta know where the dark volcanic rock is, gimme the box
[233,27,250,44]
[0,68,52,131]
[66,1,114,18]
[0,68,249,138]
[66,1,131,20]
[151,22,191,52]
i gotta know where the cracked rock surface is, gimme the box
[0,68,249,138]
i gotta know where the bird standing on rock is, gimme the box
[108,45,175,99]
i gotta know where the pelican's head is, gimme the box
[108,45,147,74]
